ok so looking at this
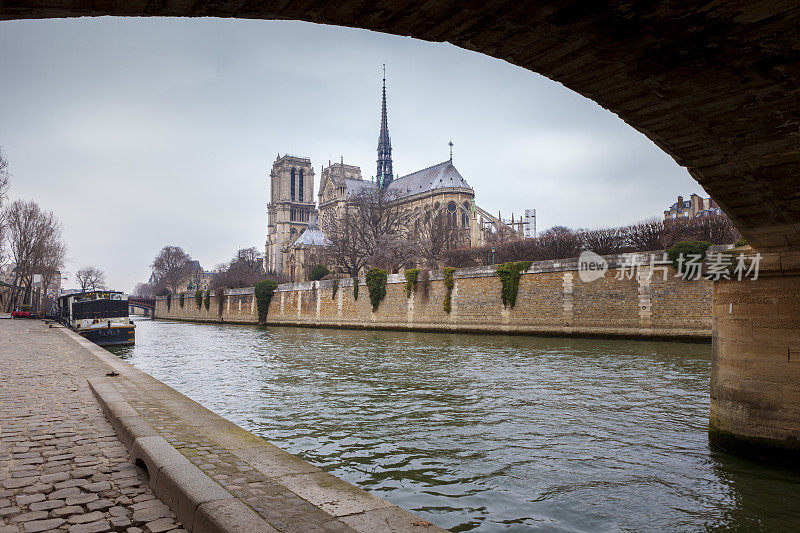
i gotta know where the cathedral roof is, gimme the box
[294,215,328,247]
[388,161,473,197]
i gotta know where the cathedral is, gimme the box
[265,70,514,280]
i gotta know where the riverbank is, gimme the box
[155,252,714,340]
[0,319,445,533]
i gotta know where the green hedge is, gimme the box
[254,280,278,322]
[179,292,185,308]
[496,261,532,308]
[195,290,203,309]
[404,268,419,298]
[165,294,171,311]
[668,241,712,278]
[331,279,339,300]
[352,276,359,301]
[310,264,330,281]
[366,268,388,312]
[442,267,455,313]
[204,290,210,310]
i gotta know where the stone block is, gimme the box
[340,506,449,533]
[113,416,158,452]
[276,471,392,517]
[193,498,277,533]
[130,437,189,488]
[151,463,231,530]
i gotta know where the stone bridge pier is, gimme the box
[1,1,799,463]
[710,251,800,464]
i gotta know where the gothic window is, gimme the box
[462,211,469,228]
[447,202,457,226]
[299,169,304,202]
[290,169,296,201]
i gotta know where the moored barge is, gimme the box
[57,291,135,346]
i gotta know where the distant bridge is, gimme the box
[129,297,156,317]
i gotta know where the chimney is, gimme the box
[677,195,684,208]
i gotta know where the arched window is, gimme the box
[298,169,304,202]
[290,168,296,201]
[447,202,457,226]
[462,211,469,228]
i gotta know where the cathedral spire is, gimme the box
[377,64,393,189]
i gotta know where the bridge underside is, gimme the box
[2,1,799,463]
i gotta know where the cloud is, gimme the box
[0,17,701,291]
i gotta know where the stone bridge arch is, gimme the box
[2,1,798,462]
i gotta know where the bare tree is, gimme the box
[580,227,628,256]
[4,200,66,312]
[626,218,668,252]
[414,210,467,269]
[0,147,11,269]
[212,247,266,289]
[150,246,192,295]
[132,282,155,297]
[75,266,106,292]
[324,188,410,276]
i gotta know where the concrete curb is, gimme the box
[88,377,277,532]
[61,324,448,533]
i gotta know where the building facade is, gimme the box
[265,155,316,276]
[265,70,525,281]
[664,193,723,222]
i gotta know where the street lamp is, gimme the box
[492,247,496,266]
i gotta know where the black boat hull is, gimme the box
[78,325,135,347]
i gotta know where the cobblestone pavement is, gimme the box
[0,320,184,533]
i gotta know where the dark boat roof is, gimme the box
[58,291,125,301]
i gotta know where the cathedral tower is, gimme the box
[376,66,394,189]
[265,155,316,276]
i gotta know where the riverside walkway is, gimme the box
[0,319,443,533]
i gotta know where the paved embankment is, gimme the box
[0,319,183,533]
[0,319,445,533]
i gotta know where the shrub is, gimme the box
[735,236,748,247]
[331,279,339,300]
[668,241,712,278]
[496,261,532,308]
[195,290,203,309]
[204,290,210,310]
[404,268,419,298]
[309,264,330,281]
[179,292,185,308]
[254,280,278,322]
[366,268,388,312]
[442,267,455,313]
[165,294,171,311]
[352,276,359,301]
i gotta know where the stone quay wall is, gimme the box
[154,251,714,340]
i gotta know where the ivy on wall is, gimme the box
[195,290,203,309]
[366,268,388,312]
[496,261,532,308]
[204,290,211,310]
[442,267,455,313]
[332,279,339,300]
[254,280,278,322]
[179,292,185,308]
[352,276,359,301]
[404,268,419,298]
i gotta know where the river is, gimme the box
[108,317,800,532]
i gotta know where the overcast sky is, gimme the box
[0,17,701,292]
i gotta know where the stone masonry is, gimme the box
[155,253,714,340]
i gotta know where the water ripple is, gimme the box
[110,318,800,532]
